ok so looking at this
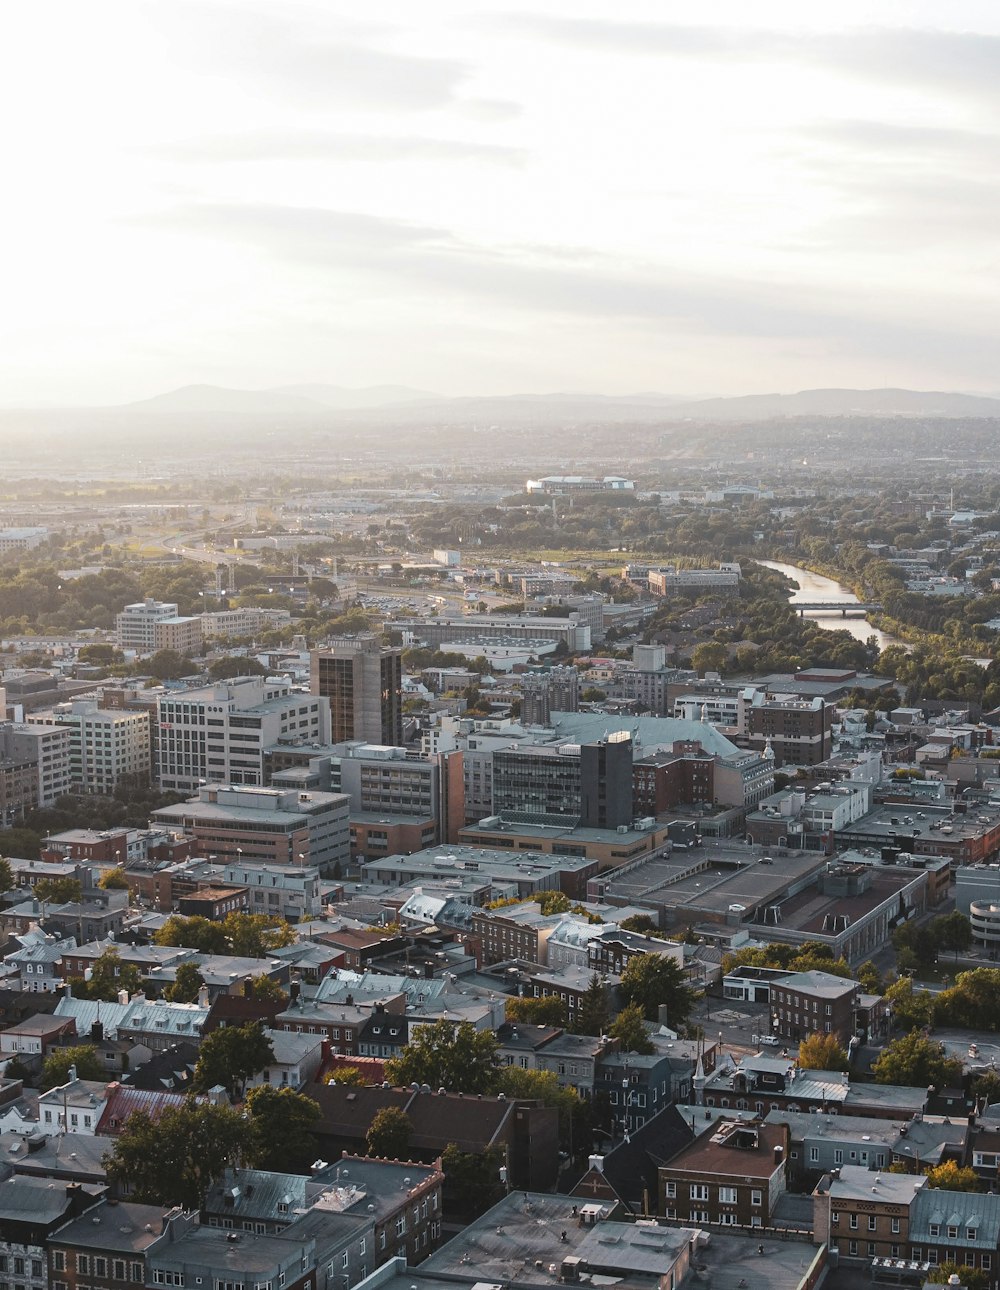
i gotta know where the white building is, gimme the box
[156,676,331,792]
[31,700,150,794]
[0,528,48,552]
[200,608,292,639]
[116,598,202,654]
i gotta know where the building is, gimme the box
[0,1177,104,1290]
[520,667,580,726]
[458,817,672,869]
[659,1118,788,1226]
[0,722,72,823]
[526,475,635,494]
[813,1166,926,1263]
[151,784,351,874]
[0,527,47,551]
[32,701,151,794]
[311,637,403,747]
[200,607,292,638]
[769,970,862,1045]
[156,676,331,792]
[744,693,833,767]
[115,598,202,655]
[395,616,591,654]
[648,564,742,595]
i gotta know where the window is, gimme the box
[834,1149,843,1165]
[78,1257,91,1275]
[891,1246,900,1259]
[849,1215,858,1230]
[665,1182,676,1198]
[689,1184,709,1201]
[131,1265,143,1283]
[929,1225,940,1238]
[52,1256,65,1273]
[396,1216,406,1236]
[849,1242,858,1257]
[869,1216,877,1232]
[809,1147,819,1163]
[719,1187,737,1204]
[947,1226,958,1240]
[831,1212,840,1226]
[94,1260,107,1278]
[968,1228,978,1242]
[891,1219,900,1234]
[751,1190,762,1207]
[983,1256,992,1270]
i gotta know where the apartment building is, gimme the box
[0,722,72,816]
[659,1118,788,1227]
[200,607,292,638]
[769,970,862,1045]
[310,636,403,746]
[520,666,580,726]
[156,676,331,792]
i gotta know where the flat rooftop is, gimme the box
[764,868,923,936]
[601,850,829,917]
[838,803,1000,843]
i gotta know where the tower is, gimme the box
[310,635,403,746]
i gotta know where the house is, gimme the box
[37,1077,109,1136]
[813,1165,926,1262]
[46,1199,189,1290]
[908,1185,1000,1276]
[769,970,861,1045]
[0,1013,76,1058]
[246,1030,325,1091]
[0,1176,105,1290]
[658,1118,790,1226]
[568,1105,694,1215]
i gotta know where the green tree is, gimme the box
[243,973,289,1005]
[441,1143,505,1220]
[618,914,662,937]
[495,1066,589,1153]
[608,1003,654,1054]
[154,915,228,954]
[798,1033,849,1071]
[923,1161,982,1192]
[0,858,13,894]
[933,968,1000,1031]
[972,1070,1000,1111]
[193,1022,275,1101]
[209,656,267,680]
[384,1019,498,1093]
[104,1102,245,1209]
[40,1044,104,1090]
[884,975,934,1031]
[68,947,144,1002]
[929,1264,989,1290]
[619,953,694,1026]
[324,1065,367,1086]
[366,1106,414,1159]
[34,876,83,904]
[164,962,205,1004]
[245,1086,321,1172]
[98,868,129,891]
[505,995,567,1026]
[147,649,191,680]
[872,1031,963,1089]
[933,910,972,963]
[573,973,611,1037]
[691,642,727,674]
[222,912,295,957]
[857,960,882,994]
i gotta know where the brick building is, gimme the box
[659,1118,789,1227]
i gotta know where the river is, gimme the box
[757,559,907,652]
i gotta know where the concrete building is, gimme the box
[648,563,742,595]
[520,666,580,726]
[311,636,403,746]
[115,598,202,655]
[0,721,72,821]
[156,676,331,792]
[0,527,47,551]
[200,607,292,638]
[395,616,591,653]
[32,700,151,794]
[151,783,351,874]
[525,475,635,494]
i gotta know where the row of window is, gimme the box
[831,1242,991,1269]
[664,1182,763,1205]
[51,1254,141,1280]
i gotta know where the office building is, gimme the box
[31,700,150,794]
[156,676,330,792]
[0,722,72,821]
[520,666,580,725]
[115,598,202,655]
[310,636,402,746]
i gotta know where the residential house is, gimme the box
[658,1118,790,1227]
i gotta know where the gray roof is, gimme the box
[0,1175,103,1223]
[49,1199,171,1251]
[911,1187,1000,1247]
[827,1165,927,1205]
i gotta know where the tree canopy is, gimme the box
[244,1086,321,1172]
[68,947,144,1002]
[193,1022,275,1101]
[103,1102,245,1209]
[366,1106,413,1159]
[872,1031,963,1089]
[797,1033,849,1072]
[384,1019,498,1093]
[40,1044,104,1091]
[608,1003,654,1054]
[619,953,694,1026]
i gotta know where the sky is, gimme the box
[5,0,1000,404]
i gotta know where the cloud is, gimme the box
[503,17,1000,105]
[153,130,525,166]
[132,200,1000,370]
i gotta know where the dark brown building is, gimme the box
[659,1119,789,1227]
[770,969,860,1044]
[47,1201,185,1290]
[633,742,715,815]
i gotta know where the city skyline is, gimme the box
[6,1,1000,406]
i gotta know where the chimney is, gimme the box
[289,981,301,1004]
[197,985,210,1008]
[90,1021,104,1043]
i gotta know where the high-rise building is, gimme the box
[310,636,402,746]
[116,597,202,655]
[31,700,151,795]
[520,666,580,726]
[579,731,634,829]
[0,722,72,823]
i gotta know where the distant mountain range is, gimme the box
[114,383,1000,422]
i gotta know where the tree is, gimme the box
[209,656,266,680]
[0,858,13,894]
[245,1086,321,1172]
[154,915,228,954]
[495,1067,589,1152]
[929,1264,989,1290]
[691,642,727,675]
[857,960,882,994]
[872,1031,964,1089]
[441,1143,505,1220]
[104,1103,245,1209]
[366,1106,414,1159]
[884,975,934,1031]
[223,912,295,958]
[34,876,83,904]
[98,868,129,891]
[972,1070,1000,1111]
[923,1160,982,1192]
[68,947,144,1002]
[619,953,694,1026]
[932,968,1000,1031]
[148,649,191,680]
[505,995,567,1026]
[573,973,611,1037]
[618,914,662,937]
[243,973,288,1005]
[934,910,972,963]
[193,1022,275,1101]
[798,1033,849,1072]
[608,1003,654,1055]
[164,962,205,1004]
[40,1044,104,1090]
[384,1019,498,1093]
[325,1065,367,1086]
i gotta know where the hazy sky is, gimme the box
[6,0,1000,403]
